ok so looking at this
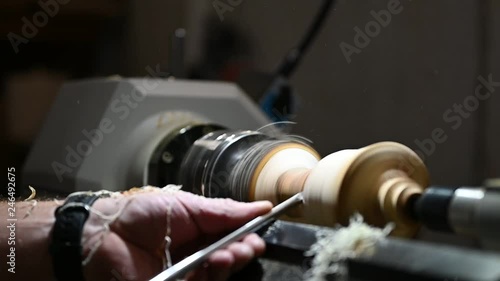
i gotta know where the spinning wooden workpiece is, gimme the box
[180,131,429,237]
[248,141,429,237]
[154,141,430,281]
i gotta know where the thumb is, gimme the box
[176,193,273,235]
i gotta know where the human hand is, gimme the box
[82,189,273,281]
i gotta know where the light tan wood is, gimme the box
[248,143,320,202]
[337,142,429,236]
[251,141,429,237]
[276,168,310,217]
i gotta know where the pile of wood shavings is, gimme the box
[304,214,393,281]
[121,184,182,195]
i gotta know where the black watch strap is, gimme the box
[50,193,101,281]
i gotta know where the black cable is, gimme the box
[275,0,335,79]
[259,0,335,121]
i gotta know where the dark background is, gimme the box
[1,0,499,196]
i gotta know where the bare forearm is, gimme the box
[0,200,57,280]
[0,196,120,280]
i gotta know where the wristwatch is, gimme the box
[49,191,108,281]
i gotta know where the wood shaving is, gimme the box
[304,214,393,281]
[22,185,38,219]
[25,185,37,201]
[121,185,182,196]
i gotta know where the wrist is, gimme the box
[81,196,119,259]
[15,201,58,279]
[51,191,118,281]
[81,195,128,280]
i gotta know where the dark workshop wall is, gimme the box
[120,0,186,76]
[488,0,500,180]
[185,0,499,185]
